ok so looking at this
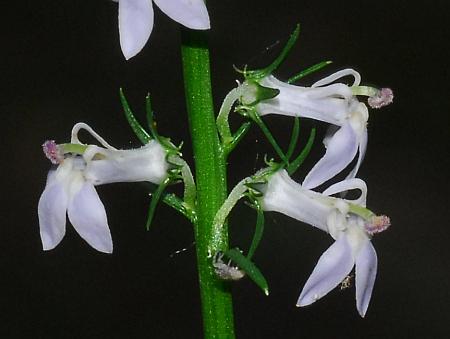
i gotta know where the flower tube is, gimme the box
[71,122,169,185]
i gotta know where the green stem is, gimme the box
[180,29,235,339]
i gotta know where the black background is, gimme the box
[2,1,450,338]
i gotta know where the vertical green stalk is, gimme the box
[181,29,235,339]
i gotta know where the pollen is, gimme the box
[367,88,394,109]
[42,140,63,164]
[365,215,391,235]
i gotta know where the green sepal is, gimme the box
[243,81,280,106]
[285,117,300,160]
[224,248,269,296]
[145,93,159,141]
[246,199,265,261]
[287,60,332,84]
[286,127,316,175]
[245,162,283,197]
[145,177,170,230]
[245,24,300,80]
[243,108,288,163]
[256,83,280,103]
[145,94,182,156]
[119,88,152,145]
[224,121,252,156]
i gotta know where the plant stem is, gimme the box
[181,29,236,339]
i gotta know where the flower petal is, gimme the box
[312,68,361,87]
[323,178,367,206]
[345,126,368,182]
[302,122,359,190]
[355,240,378,317]
[37,171,68,250]
[67,182,113,253]
[118,0,154,60]
[71,123,117,150]
[322,125,339,148]
[154,0,210,29]
[297,235,354,306]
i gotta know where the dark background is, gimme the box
[2,1,449,338]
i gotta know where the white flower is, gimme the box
[38,154,113,253]
[38,123,170,253]
[260,170,390,317]
[241,69,393,189]
[115,0,210,59]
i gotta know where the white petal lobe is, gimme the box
[68,182,113,253]
[297,235,354,307]
[346,125,368,182]
[302,122,359,189]
[38,179,68,251]
[154,0,210,29]
[355,240,378,317]
[118,0,154,59]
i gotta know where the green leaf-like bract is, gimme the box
[224,248,269,296]
[162,193,195,222]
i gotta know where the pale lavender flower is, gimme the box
[115,0,210,59]
[38,123,170,253]
[241,69,393,189]
[260,170,390,316]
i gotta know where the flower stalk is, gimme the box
[180,28,235,339]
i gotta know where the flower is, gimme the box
[38,123,170,253]
[260,169,390,316]
[38,148,113,253]
[115,0,210,59]
[240,69,393,189]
